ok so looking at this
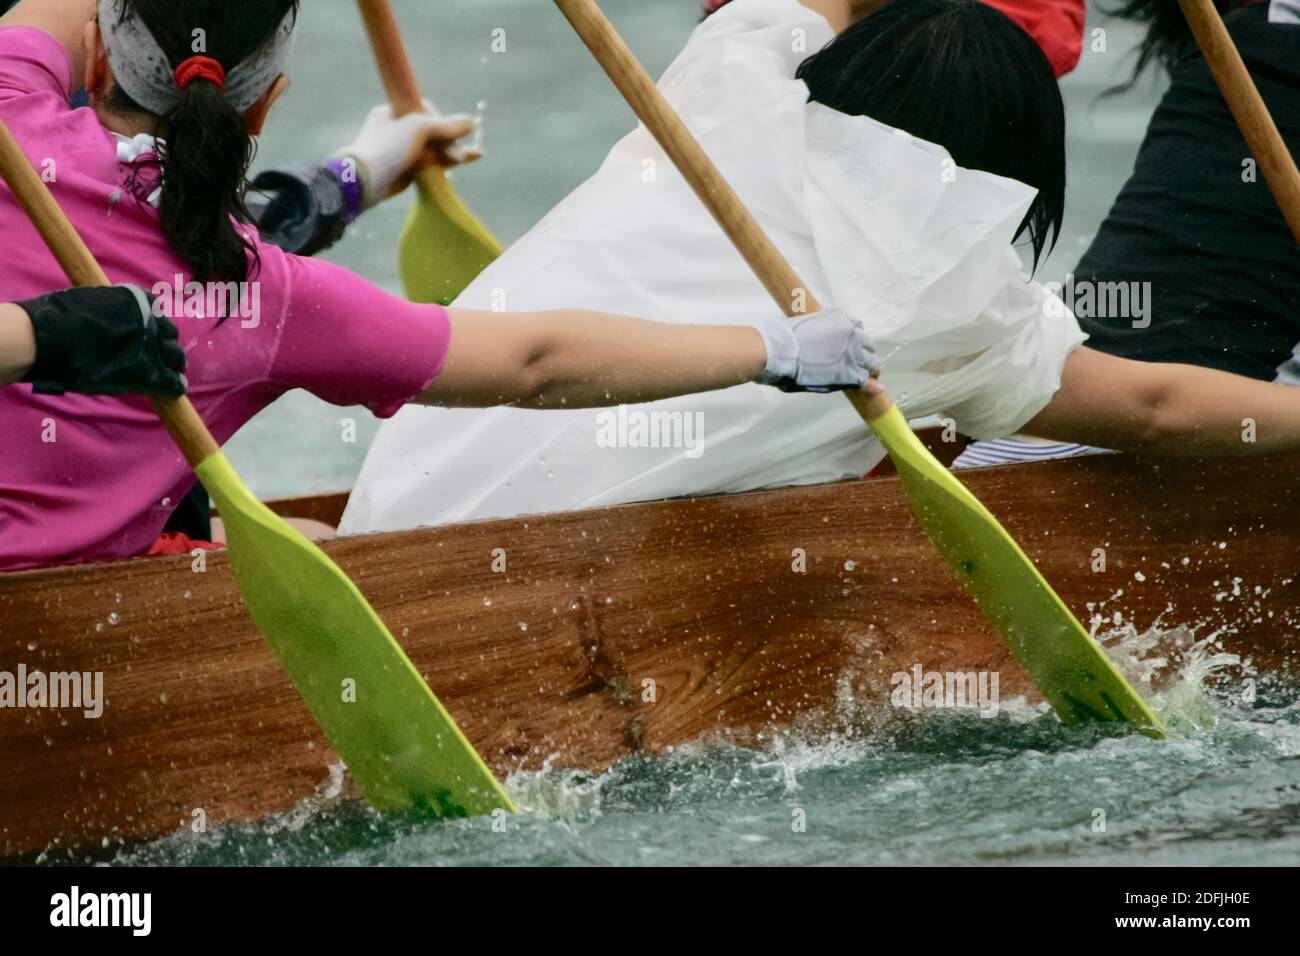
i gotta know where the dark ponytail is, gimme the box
[1103,0,1239,85]
[797,0,1066,271]
[156,79,258,284]
[106,0,300,285]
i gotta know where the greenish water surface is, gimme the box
[97,686,1300,866]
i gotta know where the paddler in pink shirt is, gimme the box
[0,0,880,571]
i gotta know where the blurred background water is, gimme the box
[229,0,1169,499]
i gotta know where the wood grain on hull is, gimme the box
[2,454,1299,855]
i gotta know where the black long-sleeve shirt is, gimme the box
[247,165,351,257]
[1074,4,1300,381]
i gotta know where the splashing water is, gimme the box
[48,616,1294,868]
[1092,615,1257,734]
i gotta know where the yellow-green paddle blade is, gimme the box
[869,409,1166,738]
[399,166,503,306]
[195,452,517,815]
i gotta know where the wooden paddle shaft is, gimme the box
[1178,0,1300,242]
[356,0,450,193]
[553,0,890,421]
[357,0,424,115]
[0,119,219,466]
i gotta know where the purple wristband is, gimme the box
[324,157,365,224]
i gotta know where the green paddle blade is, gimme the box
[399,166,503,306]
[195,452,516,816]
[869,408,1166,738]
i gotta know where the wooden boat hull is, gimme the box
[3,454,1299,855]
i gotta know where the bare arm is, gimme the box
[0,0,98,81]
[0,302,37,386]
[418,308,768,409]
[1026,346,1300,458]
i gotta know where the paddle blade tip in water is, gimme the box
[194,453,517,816]
[869,410,1167,739]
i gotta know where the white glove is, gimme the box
[334,101,480,209]
[755,308,879,393]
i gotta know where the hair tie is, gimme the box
[173,55,226,93]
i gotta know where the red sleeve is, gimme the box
[981,0,1087,78]
[0,27,74,102]
[272,254,453,418]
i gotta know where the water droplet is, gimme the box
[107,612,121,626]
[483,597,493,607]
[518,622,528,632]
[843,560,857,572]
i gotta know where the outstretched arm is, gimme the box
[1027,346,1300,458]
[418,307,878,409]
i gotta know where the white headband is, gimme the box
[97,0,297,115]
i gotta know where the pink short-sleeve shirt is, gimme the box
[0,28,452,570]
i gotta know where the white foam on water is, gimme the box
[504,755,605,823]
[415,594,1291,840]
[1090,614,1255,735]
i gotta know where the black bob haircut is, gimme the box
[796,0,1066,271]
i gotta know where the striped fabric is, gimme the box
[951,437,1111,469]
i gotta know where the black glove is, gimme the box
[18,285,187,397]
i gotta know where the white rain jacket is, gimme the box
[341,0,1085,534]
